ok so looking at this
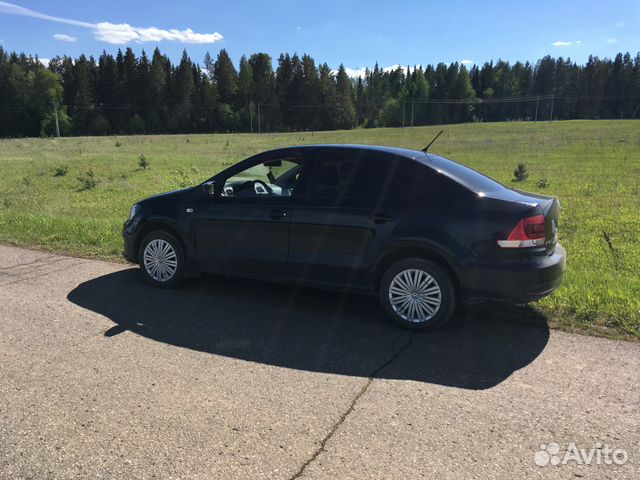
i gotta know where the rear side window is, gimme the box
[305,151,469,207]
[307,152,403,199]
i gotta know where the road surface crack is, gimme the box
[0,254,60,272]
[288,332,414,479]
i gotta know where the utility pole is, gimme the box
[549,95,554,122]
[54,104,60,137]
[402,101,406,127]
[257,103,261,134]
[410,101,414,127]
[534,96,539,123]
[249,103,253,134]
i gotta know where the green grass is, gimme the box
[1,120,639,339]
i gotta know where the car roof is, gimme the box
[265,144,429,160]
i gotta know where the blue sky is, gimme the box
[0,0,638,74]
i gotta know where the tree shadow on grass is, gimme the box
[67,269,550,390]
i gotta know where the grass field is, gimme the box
[0,120,639,339]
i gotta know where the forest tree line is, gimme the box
[1,46,640,137]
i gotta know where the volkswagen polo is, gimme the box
[123,144,566,330]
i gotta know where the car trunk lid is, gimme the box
[486,188,560,254]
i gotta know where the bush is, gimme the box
[513,163,529,182]
[138,154,150,170]
[53,165,69,177]
[77,169,98,191]
[115,141,122,147]
[172,163,201,188]
[536,177,549,188]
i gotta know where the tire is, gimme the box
[138,230,186,288]
[379,258,456,331]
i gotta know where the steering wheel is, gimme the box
[253,179,273,195]
[232,180,273,196]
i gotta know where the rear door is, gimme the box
[288,150,404,289]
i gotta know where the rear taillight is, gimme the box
[498,214,546,248]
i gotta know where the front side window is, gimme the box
[222,158,304,197]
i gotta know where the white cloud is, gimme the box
[615,21,626,27]
[339,63,430,78]
[460,59,474,66]
[606,37,618,44]
[551,41,573,47]
[94,22,223,44]
[340,64,416,78]
[343,67,368,78]
[39,57,50,67]
[0,1,93,27]
[53,33,77,42]
[383,64,403,72]
[575,40,582,44]
[0,1,223,45]
[382,64,425,74]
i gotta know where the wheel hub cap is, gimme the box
[388,268,442,323]
[143,239,177,282]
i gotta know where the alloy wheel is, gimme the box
[388,268,442,323]
[143,239,178,282]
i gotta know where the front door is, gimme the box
[193,155,309,279]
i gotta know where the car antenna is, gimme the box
[422,130,444,152]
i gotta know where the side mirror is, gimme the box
[202,180,216,196]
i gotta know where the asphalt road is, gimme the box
[0,244,638,479]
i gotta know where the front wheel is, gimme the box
[138,231,186,288]
[379,258,456,331]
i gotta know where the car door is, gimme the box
[288,150,404,289]
[192,154,310,279]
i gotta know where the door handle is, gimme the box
[372,212,393,224]
[270,209,288,220]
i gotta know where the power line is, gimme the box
[3,93,639,112]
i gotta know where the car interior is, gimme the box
[221,159,303,197]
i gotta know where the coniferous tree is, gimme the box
[71,55,95,134]
[275,53,294,129]
[335,64,356,129]
[1,46,639,137]
[317,63,337,130]
[213,48,238,106]
[172,50,195,132]
[236,55,254,130]
[301,54,320,130]
[249,53,278,130]
[203,52,214,80]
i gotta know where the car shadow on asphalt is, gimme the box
[67,269,550,390]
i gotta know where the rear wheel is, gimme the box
[138,231,186,288]
[379,258,456,331]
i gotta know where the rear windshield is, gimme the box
[418,154,505,193]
